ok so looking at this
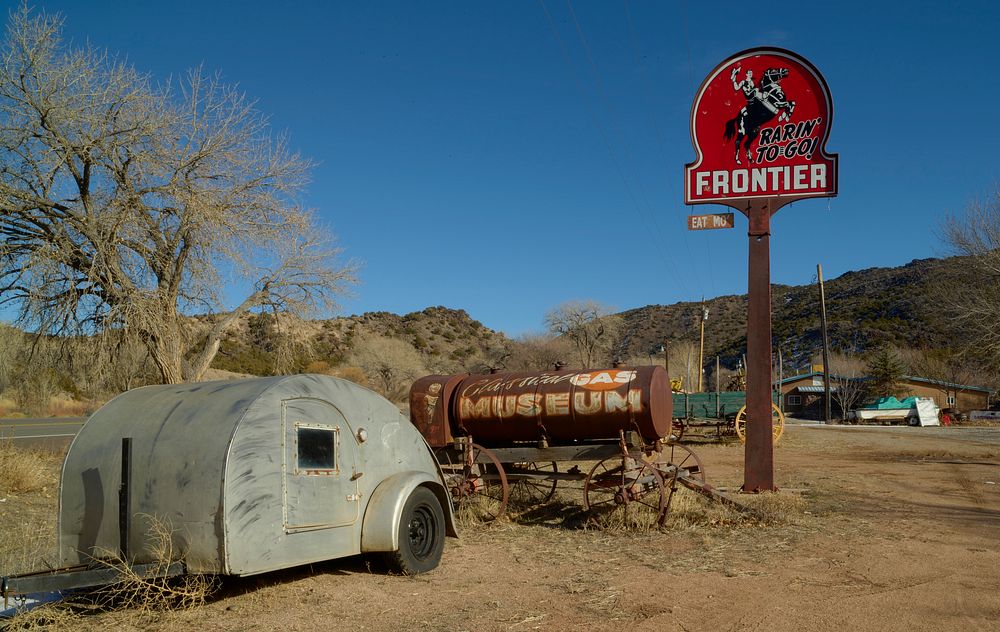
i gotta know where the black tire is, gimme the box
[383,486,445,575]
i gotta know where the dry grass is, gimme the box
[4,515,216,628]
[0,397,24,418]
[663,487,807,529]
[453,493,509,528]
[0,439,56,495]
[0,441,61,585]
[449,475,808,539]
[45,397,94,418]
[0,395,96,419]
[88,515,217,614]
[450,452,813,536]
[1,602,84,630]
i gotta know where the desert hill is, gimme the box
[616,257,960,370]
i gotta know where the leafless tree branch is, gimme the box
[0,6,357,383]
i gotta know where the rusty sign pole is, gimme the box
[684,47,839,495]
[743,202,775,492]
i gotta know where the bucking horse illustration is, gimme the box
[723,66,795,165]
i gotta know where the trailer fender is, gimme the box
[361,471,457,553]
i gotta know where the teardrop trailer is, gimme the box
[2,374,457,611]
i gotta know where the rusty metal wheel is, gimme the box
[734,402,785,444]
[437,443,509,522]
[583,455,666,527]
[646,443,707,515]
[507,461,558,509]
[656,442,706,483]
[670,419,686,442]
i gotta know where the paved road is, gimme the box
[0,417,86,452]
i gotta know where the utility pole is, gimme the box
[818,264,832,423]
[777,348,784,415]
[698,301,709,392]
[715,355,721,418]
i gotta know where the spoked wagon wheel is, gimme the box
[734,402,785,444]
[438,443,509,522]
[645,442,706,515]
[583,455,666,527]
[670,419,686,442]
[506,461,558,509]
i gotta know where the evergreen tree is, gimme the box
[866,347,907,399]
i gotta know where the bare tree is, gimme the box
[0,323,20,394]
[941,189,1000,368]
[828,351,866,419]
[347,334,427,401]
[899,346,993,407]
[666,340,698,392]
[544,300,623,368]
[0,7,355,384]
[504,334,574,372]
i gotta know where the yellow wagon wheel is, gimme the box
[734,403,785,444]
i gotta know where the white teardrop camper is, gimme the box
[56,374,457,577]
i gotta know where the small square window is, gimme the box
[787,395,802,406]
[297,427,337,471]
[947,395,956,406]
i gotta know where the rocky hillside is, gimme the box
[209,306,509,377]
[210,257,966,378]
[616,257,961,370]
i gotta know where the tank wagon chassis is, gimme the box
[434,431,731,525]
[410,368,764,526]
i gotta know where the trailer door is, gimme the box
[282,398,360,531]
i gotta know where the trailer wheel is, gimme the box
[385,486,445,575]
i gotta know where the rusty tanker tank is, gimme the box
[409,366,673,448]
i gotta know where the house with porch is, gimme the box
[778,372,993,420]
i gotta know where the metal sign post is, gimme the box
[744,201,774,490]
[684,47,838,492]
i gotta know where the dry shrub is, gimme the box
[304,359,336,375]
[0,439,54,494]
[90,515,217,614]
[663,487,807,530]
[0,396,23,418]
[4,515,215,627]
[585,501,663,533]
[453,492,508,528]
[45,397,94,418]
[2,602,83,630]
[448,458,810,537]
[332,365,369,387]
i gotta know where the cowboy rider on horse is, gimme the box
[728,65,796,164]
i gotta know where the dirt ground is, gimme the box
[4,422,1000,631]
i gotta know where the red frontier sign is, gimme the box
[688,212,735,230]
[684,47,838,209]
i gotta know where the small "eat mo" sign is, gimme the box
[687,213,735,230]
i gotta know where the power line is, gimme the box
[621,0,711,297]
[539,0,691,297]
[677,0,717,298]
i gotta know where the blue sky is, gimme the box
[27,1,1000,335]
